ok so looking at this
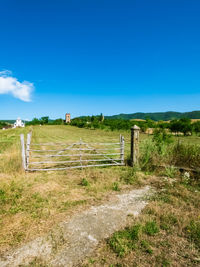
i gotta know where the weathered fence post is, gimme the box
[20,134,26,170]
[26,132,31,170]
[79,138,82,168]
[131,125,140,166]
[120,135,125,165]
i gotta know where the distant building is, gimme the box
[65,113,71,123]
[13,118,25,128]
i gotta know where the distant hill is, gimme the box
[105,111,200,121]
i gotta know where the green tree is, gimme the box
[51,118,64,125]
[40,116,49,125]
[179,118,192,136]
[192,121,200,136]
[169,120,182,135]
[31,118,40,125]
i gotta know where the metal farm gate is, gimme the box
[20,133,125,171]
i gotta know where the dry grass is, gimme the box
[1,165,136,254]
[82,173,200,266]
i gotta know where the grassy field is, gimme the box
[0,125,199,265]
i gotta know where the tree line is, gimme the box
[70,115,200,136]
[23,115,200,136]
[25,117,65,126]
[0,121,8,129]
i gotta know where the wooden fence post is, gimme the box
[20,134,26,170]
[131,125,140,166]
[26,132,31,170]
[120,135,125,165]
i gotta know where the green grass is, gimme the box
[143,220,159,236]
[109,224,141,257]
[0,127,29,153]
[108,221,159,257]
[174,135,200,145]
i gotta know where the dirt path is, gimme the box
[0,186,151,267]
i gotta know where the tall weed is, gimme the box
[140,129,200,172]
[172,142,200,169]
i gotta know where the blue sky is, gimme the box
[0,0,200,119]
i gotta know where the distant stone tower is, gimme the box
[65,113,71,123]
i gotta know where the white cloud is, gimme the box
[0,70,34,102]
